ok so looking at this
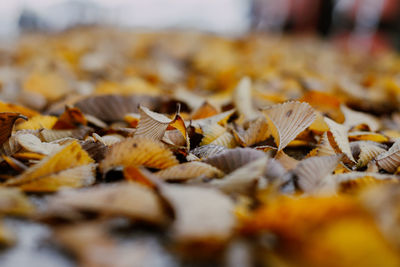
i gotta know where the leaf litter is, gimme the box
[1,28,400,266]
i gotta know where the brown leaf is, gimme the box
[0,112,27,145]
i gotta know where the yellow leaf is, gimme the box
[5,141,94,190]
[15,115,58,130]
[0,187,34,216]
[305,218,400,267]
[0,101,39,118]
[100,137,178,173]
[19,164,96,193]
[23,71,70,101]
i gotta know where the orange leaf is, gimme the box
[53,106,87,130]
[0,101,39,118]
[124,166,156,189]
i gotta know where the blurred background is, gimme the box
[0,0,399,52]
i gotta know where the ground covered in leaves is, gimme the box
[1,28,400,266]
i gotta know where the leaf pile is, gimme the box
[1,28,400,266]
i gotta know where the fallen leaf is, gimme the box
[0,112,27,145]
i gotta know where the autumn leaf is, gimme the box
[5,141,95,192]
[0,112,27,145]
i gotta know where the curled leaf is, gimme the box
[209,156,269,194]
[341,105,380,131]
[191,109,235,129]
[233,77,257,121]
[15,115,57,130]
[348,131,389,143]
[191,101,218,120]
[203,147,266,173]
[123,166,156,189]
[209,131,237,148]
[376,139,400,172]
[324,117,355,163]
[135,106,173,140]
[350,141,387,168]
[135,106,188,147]
[5,141,94,190]
[294,155,341,193]
[16,134,60,155]
[52,106,87,130]
[275,150,299,171]
[309,132,336,157]
[39,127,91,142]
[18,164,96,193]
[155,161,224,181]
[191,144,227,159]
[232,116,270,147]
[199,123,226,146]
[99,137,178,173]
[0,112,27,145]
[263,101,316,151]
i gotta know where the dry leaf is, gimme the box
[341,105,381,131]
[48,183,166,224]
[155,161,224,181]
[191,144,227,159]
[376,139,400,172]
[203,147,266,173]
[160,184,236,243]
[0,113,27,145]
[53,106,87,130]
[350,141,387,168]
[123,166,156,188]
[263,101,316,151]
[74,94,160,122]
[18,164,96,192]
[209,156,269,194]
[100,137,178,173]
[15,115,58,130]
[232,116,270,147]
[5,141,94,191]
[324,117,355,163]
[0,187,34,216]
[16,133,60,155]
[233,77,258,121]
[0,101,39,118]
[191,101,218,120]
[294,155,341,193]
[275,150,299,171]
